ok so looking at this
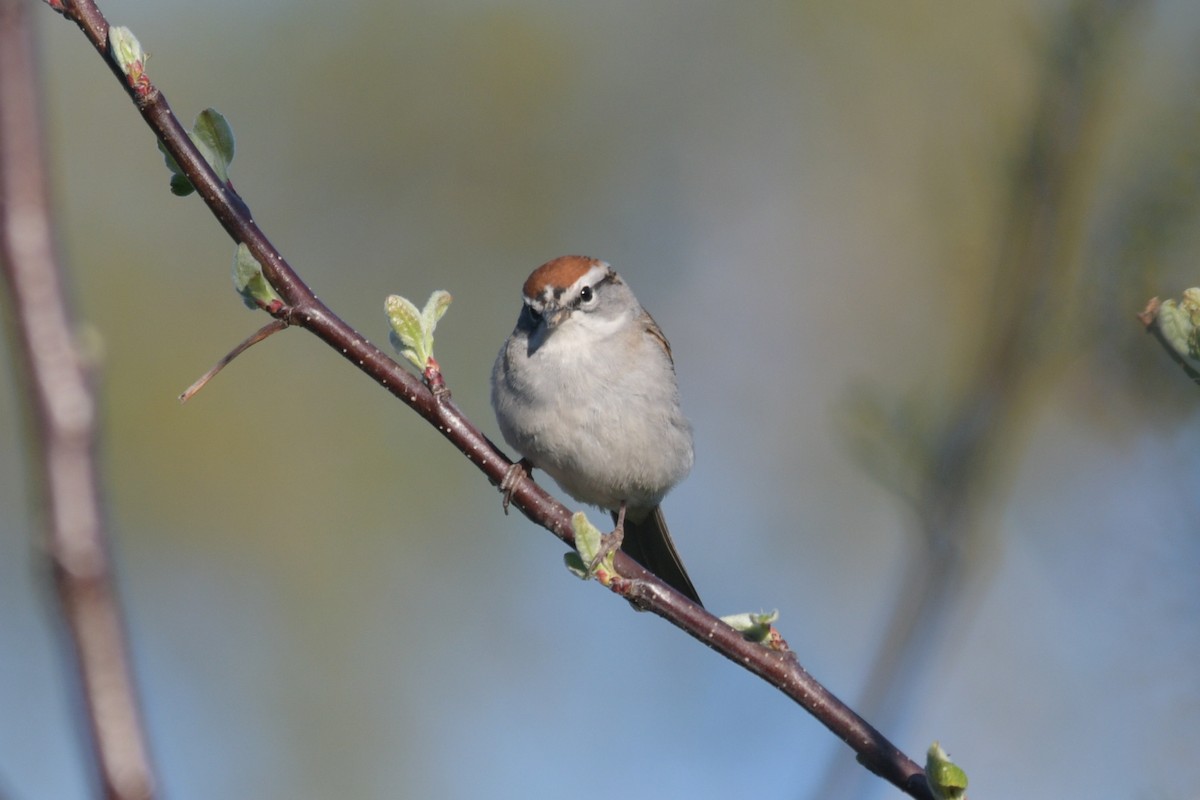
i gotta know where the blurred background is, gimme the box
[2,0,1199,798]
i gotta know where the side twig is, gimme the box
[0,1,158,798]
[41,1,936,796]
[178,317,289,403]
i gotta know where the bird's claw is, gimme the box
[587,503,627,573]
[499,458,532,514]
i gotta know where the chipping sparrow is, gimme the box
[491,255,701,605]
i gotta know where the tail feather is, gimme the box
[615,506,702,606]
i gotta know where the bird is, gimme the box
[491,255,701,605]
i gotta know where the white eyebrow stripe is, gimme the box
[564,263,612,298]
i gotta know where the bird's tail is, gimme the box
[615,506,702,606]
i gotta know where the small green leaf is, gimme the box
[721,610,780,642]
[421,290,453,339]
[108,26,145,77]
[169,173,195,196]
[385,290,452,371]
[925,742,968,800]
[572,512,603,566]
[1154,287,1200,360]
[156,140,192,195]
[564,552,590,579]
[564,512,614,580]
[231,243,282,310]
[385,294,424,369]
[192,108,235,183]
[156,109,236,195]
[1157,301,1195,359]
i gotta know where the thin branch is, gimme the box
[41,1,935,797]
[0,1,157,799]
[178,317,289,403]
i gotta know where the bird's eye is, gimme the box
[579,285,594,303]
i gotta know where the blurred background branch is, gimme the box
[822,0,1196,797]
[0,0,157,798]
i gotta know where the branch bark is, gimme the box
[0,1,157,798]
[33,1,939,797]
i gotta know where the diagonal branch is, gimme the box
[0,1,157,798]
[38,1,938,797]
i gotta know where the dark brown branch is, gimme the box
[41,1,935,797]
[0,1,157,798]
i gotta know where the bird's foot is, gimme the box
[587,503,627,574]
[499,458,533,514]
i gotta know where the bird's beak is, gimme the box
[544,306,571,328]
